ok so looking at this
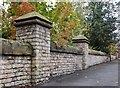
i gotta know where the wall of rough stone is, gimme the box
[15,24,51,85]
[85,54,117,68]
[0,11,117,88]
[85,55,108,68]
[14,11,52,86]
[50,52,83,77]
[0,38,32,88]
[0,55,31,88]
[49,50,116,77]
[111,55,117,60]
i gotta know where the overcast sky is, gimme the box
[0,0,3,6]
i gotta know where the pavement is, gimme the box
[31,60,119,87]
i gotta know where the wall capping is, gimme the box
[89,53,107,56]
[88,49,106,56]
[14,18,52,28]
[0,38,33,55]
[14,11,52,24]
[14,11,52,28]
[0,11,117,88]
[50,42,83,55]
[72,39,89,44]
[50,50,83,55]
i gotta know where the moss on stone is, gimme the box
[0,38,33,55]
[89,49,106,56]
[50,42,83,54]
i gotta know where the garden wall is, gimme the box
[85,54,116,68]
[0,38,32,88]
[0,11,117,88]
[85,55,108,68]
[85,50,117,68]
[84,49,108,68]
[50,44,84,77]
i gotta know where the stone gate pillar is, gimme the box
[14,11,52,85]
[72,35,89,69]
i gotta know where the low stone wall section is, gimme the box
[0,11,117,88]
[85,55,108,68]
[0,38,32,88]
[50,52,83,77]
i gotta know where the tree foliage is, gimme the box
[50,2,76,46]
[1,1,118,53]
[83,1,117,54]
[1,1,86,46]
[0,2,35,39]
[32,2,84,46]
[73,2,88,35]
[0,8,16,39]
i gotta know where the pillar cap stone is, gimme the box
[72,34,89,44]
[14,11,52,28]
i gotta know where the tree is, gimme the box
[47,2,87,46]
[0,2,35,39]
[1,1,86,47]
[73,2,88,36]
[0,7,16,39]
[49,2,76,46]
[84,1,117,54]
[8,2,35,18]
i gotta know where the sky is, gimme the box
[0,0,3,6]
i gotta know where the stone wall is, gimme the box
[85,49,117,68]
[50,51,83,77]
[0,11,117,88]
[0,38,32,88]
[85,54,117,68]
[50,43,84,77]
[85,55,108,68]
[15,24,51,85]
[111,55,117,60]
[14,12,52,85]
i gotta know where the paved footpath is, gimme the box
[33,60,119,87]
